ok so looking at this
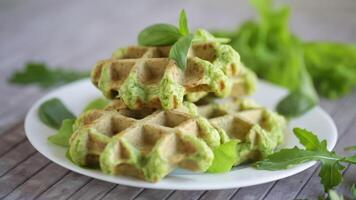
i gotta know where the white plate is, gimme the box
[25,79,337,190]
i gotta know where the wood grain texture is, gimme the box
[0,0,355,199]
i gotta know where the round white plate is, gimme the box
[25,79,337,190]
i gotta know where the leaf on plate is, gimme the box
[38,98,76,129]
[207,140,238,173]
[9,62,89,89]
[48,119,75,147]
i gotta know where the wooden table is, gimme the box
[0,0,355,199]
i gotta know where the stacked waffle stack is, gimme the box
[68,41,286,182]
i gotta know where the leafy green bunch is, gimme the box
[256,128,356,193]
[214,0,356,117]
[138,10,229,70]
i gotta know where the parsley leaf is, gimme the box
[138,24,182,46]
[48,119,75,147]
[179,9,189,36]
[38,98,76,129]
[207,140,238,173]
[169,34,194,70]
[9,62,89,88]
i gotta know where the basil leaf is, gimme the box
[179,9,189,35]
[138,24,182,46]
[9,62,89,89]
[48,119,75,147]
[38,98,76,129]
[169,34,194,70]
[344,155,356,164]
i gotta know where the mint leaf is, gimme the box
[169,34,194,70]
[48,119,75,147]
[9,62,89,89]
[207,140,238,173]
[138,24,182,46]
[319,160,345,192]
[83,98,110,112]
[38,98,76,129]
[179,10,189,36]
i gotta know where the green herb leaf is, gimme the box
[207,140,238,173]
[169,34,194,70]
[83,98,110,112]
[351,184,356,200]
[294,127,325,151]
[255,147,331,170]
[255,128,351,193]
[138,24,182,46]
[319,160,345,192]
[48,119,75,147]
[38,98,76,129]
[9,62,89,88]
[179,10,189,36]
[277,66,319,117]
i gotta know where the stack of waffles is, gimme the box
[69,42,286,182]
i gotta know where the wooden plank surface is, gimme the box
[0,0,356,199]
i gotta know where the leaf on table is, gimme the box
[207,140,238,173]
[38,98,76,129]
[48,119,75,147]
[319,160,345,192]
[9,62,89,89]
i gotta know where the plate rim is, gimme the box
[24,79,338,190]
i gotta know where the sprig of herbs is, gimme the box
[9,62,89,89]
[256,128,356,193]
[138,10,192,70]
